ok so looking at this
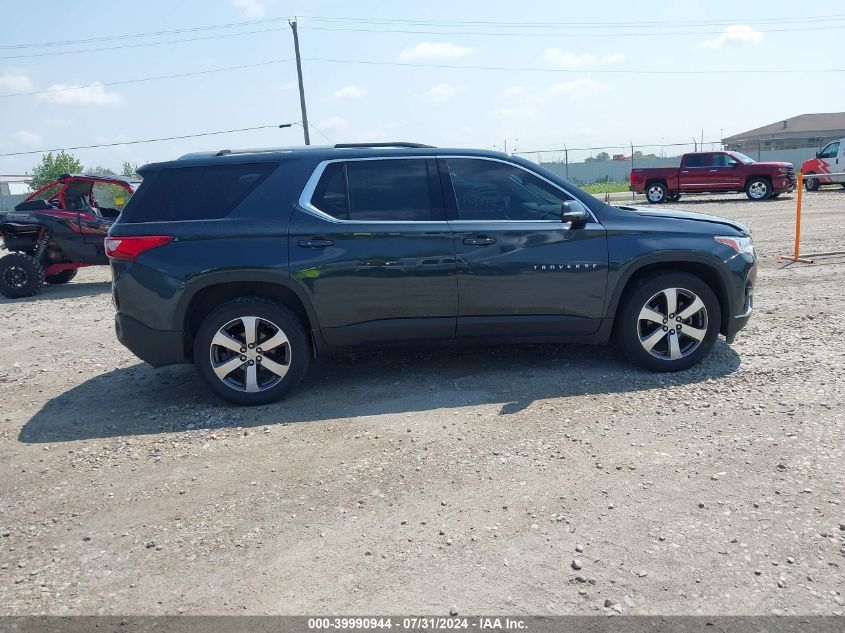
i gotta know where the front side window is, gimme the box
[446,158,572,221]
[711,153,738,167]
[819,142,840,158]
[310,159,436,221]
[731,152,755,165]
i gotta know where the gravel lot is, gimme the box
[1,191,843,616]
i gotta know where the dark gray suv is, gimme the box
[107,143,756,405]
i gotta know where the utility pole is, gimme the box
[289,19,310,145]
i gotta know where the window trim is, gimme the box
[299,155,440,224]
[299,155,597,225]
[441,156,597,224]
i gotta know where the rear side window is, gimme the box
[309,159,438,221]
[122,163,276,222]
[683,154,710,168]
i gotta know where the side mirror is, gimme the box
[816,151,821,158]
[561,201,589,229]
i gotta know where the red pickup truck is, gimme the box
[630,151,796,203]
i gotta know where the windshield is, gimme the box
[731,152,755,165]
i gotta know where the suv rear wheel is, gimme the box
[617,271,721,372]
[193,297,310,405]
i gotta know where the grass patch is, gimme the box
[579,181,630,194]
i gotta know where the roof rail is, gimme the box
[333,142,435,149]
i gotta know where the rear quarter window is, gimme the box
[121,163,276,223]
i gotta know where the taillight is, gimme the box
[104,236,173,261]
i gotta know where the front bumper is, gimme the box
[115,313,186,367]
[773,176,796,192]
[724,258,756,343]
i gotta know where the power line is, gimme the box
[514,140,724,154]
[3,55,842,103]
[300,13,845,27]
[0,124,294,158]
[303,57,845,75]
[301,22,845,38]
[0,60,293,99]
[0,17,286,49]
[0,27,286,60]
[3,55,841,102]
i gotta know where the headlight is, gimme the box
[715,235,755,258]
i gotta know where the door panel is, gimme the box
[709,153,743,189]
[678,154,713,191]
[836,143,845,183]
[441,157,608,338]
[452,221,608,337]
[289,158,458,347]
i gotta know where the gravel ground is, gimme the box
[0,191,843,616]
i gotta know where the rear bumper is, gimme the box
[115,313,186,367]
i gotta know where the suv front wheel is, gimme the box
[193,297,310,405]
[617,271,721,372]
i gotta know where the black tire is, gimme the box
[645,182,668,204]
[193,296,310,405]
[616,271,721,372]
[745,177,772,200]
[45,268,78,284]
[804,173,820,191]
[0,252,44,298]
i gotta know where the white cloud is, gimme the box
[702,25,763,48]
[37,83,124,106]
[398,42,474,62]
[326,85,367,100]
[13,130,43,145]
[421,83,466,103]
[230,0,268,17]
[547,78,607,96]
[496,86,527,100]
[543,49,625,69]
[0,72,33,92]
[315,117,348,132]
[490,106,537,117]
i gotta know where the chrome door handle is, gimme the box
[463,236,496,246]
[298,238,334,248]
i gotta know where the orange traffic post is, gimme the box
[779,172,814,264]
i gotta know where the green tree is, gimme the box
[29,151,83,191]
[121,162,141,179]
[594,151,610,162]
[89,165,116,175]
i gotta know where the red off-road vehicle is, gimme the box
[0,173,136,298]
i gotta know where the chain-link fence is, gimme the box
[514,142,823,188]
[0,177,31,212]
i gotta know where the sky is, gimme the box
[1,0,843,173]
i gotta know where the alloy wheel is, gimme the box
[209,316,291,393]
[637,287,708,361]
[647,185,665,203]
[748,181,769,199]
